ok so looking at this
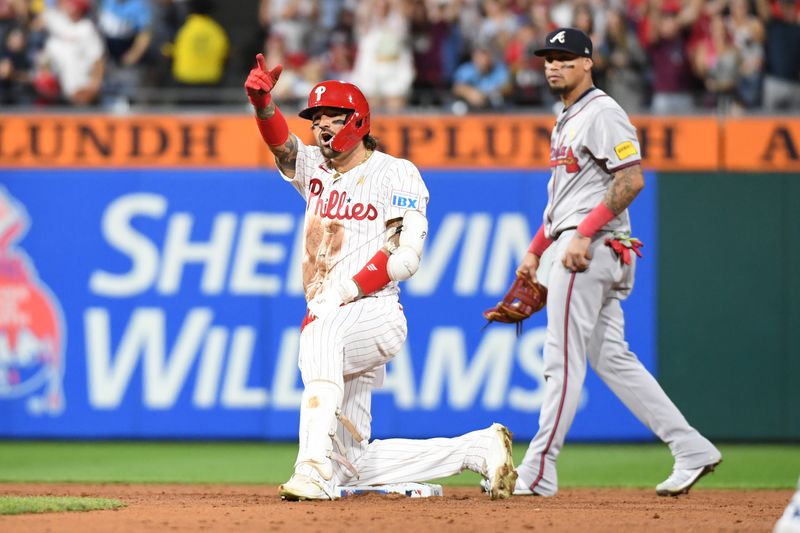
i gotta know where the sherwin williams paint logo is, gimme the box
[0,187,65,415]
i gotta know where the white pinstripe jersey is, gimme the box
[281,136,430,302]
[543,87,642,239]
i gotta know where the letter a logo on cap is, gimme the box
[550,30,566,44]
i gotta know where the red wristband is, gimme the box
[352,250,391,296]
[255,106,289,147]
[528,225,553,257]
[577,202,616,237]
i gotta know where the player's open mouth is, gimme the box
[321,132,333,147]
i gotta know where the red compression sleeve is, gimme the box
[528,225,553,257]
[577,202,616,238]
[352,250,392,296]
[255,106,289,147]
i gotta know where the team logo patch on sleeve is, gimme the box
[391,191,419,209]
[614,141,638,160]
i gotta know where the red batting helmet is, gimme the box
[299,80,370,153]
[65,0,92,15]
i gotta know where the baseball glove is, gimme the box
[483,275,547,335]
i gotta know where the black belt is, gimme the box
[552,226,577,240]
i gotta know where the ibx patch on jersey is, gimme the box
[391,191,419,209]
[614,141,638,160]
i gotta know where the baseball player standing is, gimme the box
[244,54,517,501]
[512,28,722,497]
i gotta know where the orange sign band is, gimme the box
[0,115,797,171]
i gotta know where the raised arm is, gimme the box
[753,0,770,21]
[676,0,704,28]
[244,53,299,178]
[261,111,299,177]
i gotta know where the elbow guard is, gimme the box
[388,246,420,281]
[387,210,428,281]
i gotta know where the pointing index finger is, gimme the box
[256,53,267,72]
[269,64,283,80]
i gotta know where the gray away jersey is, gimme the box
[543,88,642,238]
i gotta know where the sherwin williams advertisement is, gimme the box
[0,168,656,440]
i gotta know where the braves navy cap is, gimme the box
[534,28,593,58]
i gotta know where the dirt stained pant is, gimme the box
[296,295,497,486]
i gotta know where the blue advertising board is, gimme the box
[0,168,656,440]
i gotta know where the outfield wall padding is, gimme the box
[658,172,800,440]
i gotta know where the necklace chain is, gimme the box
[331,149,372,182]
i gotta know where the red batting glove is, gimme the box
[630,239,644,259]
[606,238,631,265]
[244,53,283,109]
[605,237,645,266]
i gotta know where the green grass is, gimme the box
[0,441,797,489]
[0,441,298,484]
[439,443,800,489]
[0,496,124,515]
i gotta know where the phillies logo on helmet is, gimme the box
[0,187,66,416]
[299,80,371,153]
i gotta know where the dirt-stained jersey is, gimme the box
[543,87,642,238]
[280,136,429,302]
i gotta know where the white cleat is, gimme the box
[480,475,551,496]
[510,476,551,496]
[483,423,518,500]
[656,460,721,496]
[279,463,337,501]
[774,481,800,533]
[279,473,336,501]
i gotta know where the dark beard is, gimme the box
[319,145,341,159]
[548,84,569,95]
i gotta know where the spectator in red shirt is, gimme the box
[643,0,703,114]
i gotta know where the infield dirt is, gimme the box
[0,483,790,532]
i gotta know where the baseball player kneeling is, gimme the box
[245,54,518,501]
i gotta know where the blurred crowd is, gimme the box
[0,0,228,109]
[1,0,799,114]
